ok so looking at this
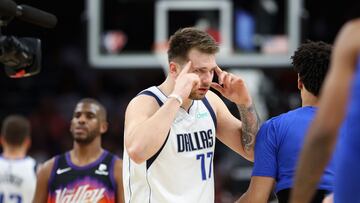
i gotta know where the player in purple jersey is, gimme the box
[291,19,360,203]
[32,98,124,203]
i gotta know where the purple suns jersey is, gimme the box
[334,56,360,203]
[47,150,118,203]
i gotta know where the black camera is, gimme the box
[0,35,41,78]
[0,0,57,78]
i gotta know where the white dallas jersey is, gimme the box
[0,156,37,203]
[123,86,217,203]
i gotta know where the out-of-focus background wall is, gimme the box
[0,0,359,202]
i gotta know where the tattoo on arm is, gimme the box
[238,103,260,151]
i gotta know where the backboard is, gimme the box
[87,0,303,68]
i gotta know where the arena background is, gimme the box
[0,0,359,202]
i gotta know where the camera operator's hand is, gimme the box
[0,36,32,68]
[0,36,41,78]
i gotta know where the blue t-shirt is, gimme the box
[252,106,335,193]
[334,56,360,203]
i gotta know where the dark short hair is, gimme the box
[291,40,332,96]
[1,115,30,146]
[77,98,107,122]
[167,27,219,63]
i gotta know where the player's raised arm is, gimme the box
[124,61,200,164]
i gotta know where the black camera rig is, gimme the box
[0,0,57,78]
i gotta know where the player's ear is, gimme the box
[24,136,31,150]
[297,74,303,90]
[100,122,108,134]
[169,62,178,74]
[169,61,182,79]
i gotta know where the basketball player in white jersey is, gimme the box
[123,27,260,202]
[0,115,37,203]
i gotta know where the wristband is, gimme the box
[168,94,183,106]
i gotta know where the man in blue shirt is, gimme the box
[291,19,360,203]
[236,41,334,203]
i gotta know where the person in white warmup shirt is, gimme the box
[0,115,37,203]
[123,27,260,203]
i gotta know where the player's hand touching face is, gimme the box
[171,61,201,101]
[210,66,252,106]
[183,48,217,100]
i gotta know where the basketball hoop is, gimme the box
[153,41,169,75]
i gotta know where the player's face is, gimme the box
[186,48,217,100]
[70,102,104,144]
